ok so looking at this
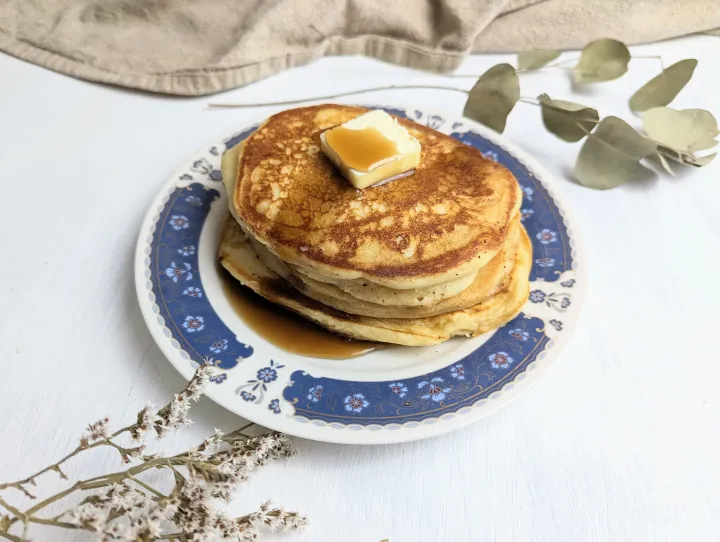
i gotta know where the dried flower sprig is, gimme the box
[0,362,306,541]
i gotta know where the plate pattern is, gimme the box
[145,183,253,371]
[284,314,549,425]
[137,106,582,440]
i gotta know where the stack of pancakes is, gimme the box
[219,105,531,346]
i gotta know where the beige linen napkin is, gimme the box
[0,0,717,96]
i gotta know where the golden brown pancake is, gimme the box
[223,140,481,309]
[231,104,522,289]
[287,216,521,318]
[287,263,479,307]
[218,216,532,346]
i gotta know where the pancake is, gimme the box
[218,216,532,346]
[287,216,521,318]
[287,263,478,306]
[231,104,522,290]
[223,142,479,308]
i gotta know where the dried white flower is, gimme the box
[130,403,157,441]
[102,522,132,540]
[80,417,110,446]
[125,444,146,460]
[65,502,109,532]
[0,364,304,542]
[154,394,192,437]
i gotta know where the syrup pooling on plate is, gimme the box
[220,270,375,360]
[324,125,398,172]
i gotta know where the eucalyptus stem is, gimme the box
[207,85,469,109]
[632,54,665,69]
[449,58,578,77]
[519,58,577,73]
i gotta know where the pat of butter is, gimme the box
[320,110,421,189]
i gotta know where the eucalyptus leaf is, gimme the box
[538,94,599,142]
[658,149,717,167]
[658,145,717,168]
[655,151,675,175]
[629,59,698,112]
[518,50,561,71]
[643,107,719,153]
[656,145,691,164]
[685,153,716,167]
[656,144,693,164]
[574,38,631,84]
[463,64,520,133]
[575,116,655,189]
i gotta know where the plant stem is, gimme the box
[1,367,209,497]
[0,497,24,521]
[21,485,81,518]
[5,456,187,529]
[26,517,80,530]
[546,58,578,69]
[0,531,25,542]
[517,61,576,74]
[206,85,469,109]
[221,422,256,441]
[448,58,579,77]
[128,475,165,499]
[633,54,665,69]
[0,424,134,493]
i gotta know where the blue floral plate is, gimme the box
[135,105,584,445]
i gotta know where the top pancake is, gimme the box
[232,104,521,289]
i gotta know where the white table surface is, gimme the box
[1,35,719,542]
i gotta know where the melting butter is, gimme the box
[320,110,421,189]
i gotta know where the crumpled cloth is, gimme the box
[0,0,717,95]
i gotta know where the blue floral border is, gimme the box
[151,183,253,371]
[284,314,548,425]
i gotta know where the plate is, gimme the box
[135,105,584,445]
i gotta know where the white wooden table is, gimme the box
[1,35,719,542]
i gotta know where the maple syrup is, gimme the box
[324,126,398,172]
[220,271,375,359]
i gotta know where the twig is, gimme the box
[448,58,579,77]
[221,422,256,441]
[0,364,302,541]
[10,445,193,525]
[0,497,24,521]
[633,54,665,70]
[207,85,469,109]
[0,425,134,494]
[26,517,80,530]
[521,58,577,74]
[127,475,166,499]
